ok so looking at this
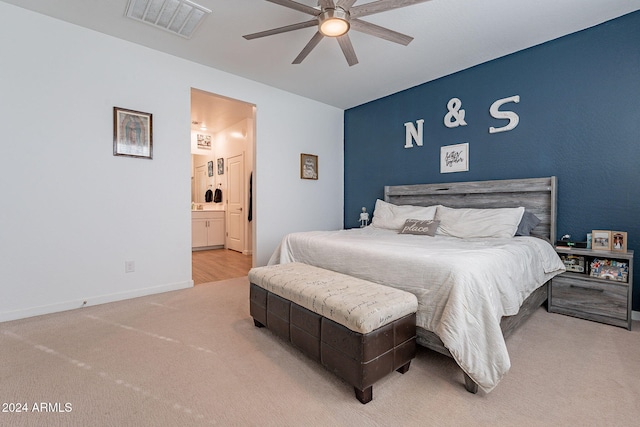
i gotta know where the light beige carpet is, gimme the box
[1,277,638,427]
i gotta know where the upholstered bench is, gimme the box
[248,262,418,404]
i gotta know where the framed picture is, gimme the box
[197,134,212,150]
[217,158,224,175]
[591,230,612,251]
[300,153,318,180]
[113,107,152,159]
[440,142,469,173]
[208,161,214,177]
[611,231,627,252]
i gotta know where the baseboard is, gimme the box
[0,280,193,323]
[633,310,640,321]
[192,245,224,252]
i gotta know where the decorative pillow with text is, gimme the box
[399,219,440,236]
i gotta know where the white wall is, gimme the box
[0,3,344,322]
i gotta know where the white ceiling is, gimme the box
[190,89,255,135]
[5,0,639,132]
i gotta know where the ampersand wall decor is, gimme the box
[444,97,467,128]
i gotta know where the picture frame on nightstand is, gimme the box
[611,231,627,252]
[591,230,611,251]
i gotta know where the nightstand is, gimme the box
[549,247,633,330]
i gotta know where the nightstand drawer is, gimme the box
[550,275,628,321]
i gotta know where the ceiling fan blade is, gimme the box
[292,32,325,64]
[351,0,431,19]
[336,0,358,9]
[318,0,335,9]
[350,19,413,45]
[266,0,320,16]
[243,19,317,40]
[337,34,358,66]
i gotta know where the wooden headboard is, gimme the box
[384,177,557,242]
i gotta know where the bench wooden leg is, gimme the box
[396,361,411,374]
[253,318,265,328]
[355,386,373,404]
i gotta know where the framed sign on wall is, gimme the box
[440,143,468,173]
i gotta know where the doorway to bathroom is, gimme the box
[190,88,255,284]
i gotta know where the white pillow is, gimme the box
[371,199,439,230]
[435,206,525,238]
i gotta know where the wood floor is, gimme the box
[192,249,253,285]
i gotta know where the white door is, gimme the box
[226,153,245,253]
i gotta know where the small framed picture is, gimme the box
[440,143,469,173]
[611,231,627,252]
[217,158,224,175]
[591,230,612,251]
[300,153,318,180]
[208,161,214,177]
[197,134,212,150]
[113,107,152,159]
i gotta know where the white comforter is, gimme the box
[268,227,565,392]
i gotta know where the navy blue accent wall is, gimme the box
[344,11,640,311]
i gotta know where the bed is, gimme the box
[268,177,565,393]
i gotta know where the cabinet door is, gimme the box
[192,219,209,248]
[207,217,225,246]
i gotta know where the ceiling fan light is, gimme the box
[319,8,350,37]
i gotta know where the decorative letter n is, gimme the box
[404,119,424,148]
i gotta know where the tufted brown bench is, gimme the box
[248,262,418,404]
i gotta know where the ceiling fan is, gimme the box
[243,0,430,66]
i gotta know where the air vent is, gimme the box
[125,0,211,39]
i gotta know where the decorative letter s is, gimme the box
[489,95,520,134]
[404,119,424,148]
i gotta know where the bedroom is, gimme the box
[1,0,637,321]
[1,0,639,423]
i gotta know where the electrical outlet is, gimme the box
[125,261,135,273]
